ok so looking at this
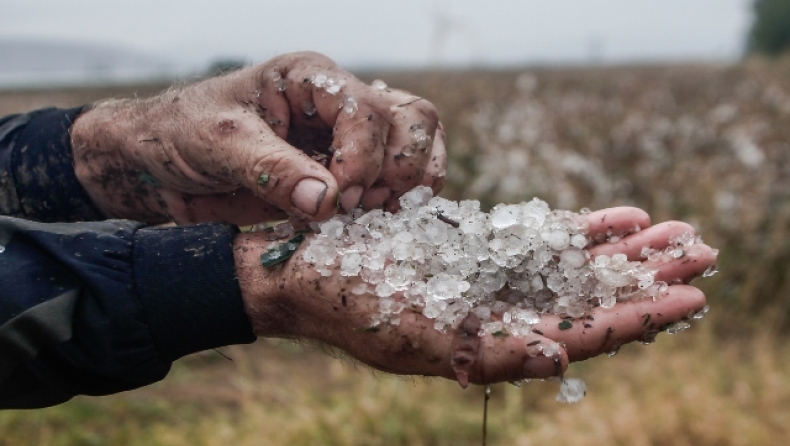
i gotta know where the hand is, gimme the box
[71,51,446,225]
[234,207,716,385]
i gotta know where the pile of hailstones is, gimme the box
[302,186,708,339]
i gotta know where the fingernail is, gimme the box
[360,187,391,210]
[340,185,364,211]
[292,178,328,215]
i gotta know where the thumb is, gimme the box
[473,334,569,384]
[231,121,339,221]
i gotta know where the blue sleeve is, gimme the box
[0,109,256,409]
[0,217,255,409]
[0,107,104,222]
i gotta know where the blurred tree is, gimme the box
[749,0,790,55]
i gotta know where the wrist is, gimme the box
[234,231,301,338]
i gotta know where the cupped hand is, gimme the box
[235,207,716,386]
[71,51,445,225]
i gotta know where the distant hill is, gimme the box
[0,38,174,86]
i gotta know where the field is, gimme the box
[3,59,790,445]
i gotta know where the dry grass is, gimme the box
[3,329,790,446]
[3,59,790,445]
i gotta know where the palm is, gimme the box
[280,207,715,385]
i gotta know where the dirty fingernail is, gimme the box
[292,178,327,215]
[340,185,364,211]
[361,187,391,210]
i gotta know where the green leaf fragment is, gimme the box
[258,173,270,187]
[260,233,305,268]
[558,320,573,330]
[492,330,509,338]
[139,172,161,187]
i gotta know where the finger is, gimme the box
[243,66,292,140]
[371,121,445,212]
[225,116,339,221]
[287,251,569,386]
[380,95,440,210]
[334,306,569,385]
[588,221,696,260]
[378,123,447,213]
[159,188,287,226]
[535,284,706,361]
[473,333,570,383]
[281,64,440,212]
[360,186,392,210]
[419,121,448,195]
[585,207,651,245]
[276,63,390,212]
[329,107,387,211]
[198,66,339,221]
[647,243,718,284]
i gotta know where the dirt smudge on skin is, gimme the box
[451,312,481,388]
[218,119,237,133]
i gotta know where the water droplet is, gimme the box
[273,73,286,92]
[342,95,358,115]
[556,378,586,404]
[693,305,710,320]
[665,321,691,334]
[302,101,316,117]
[409,124,431,150]
[312,73,327,88]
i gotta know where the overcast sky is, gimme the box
[0,0,753,70]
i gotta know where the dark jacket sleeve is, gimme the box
[0,109,256,409]
[0,107,104,222]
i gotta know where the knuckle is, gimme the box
[249,147,291,184]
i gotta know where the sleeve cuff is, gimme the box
[10,107,104,222]
[132,223,256,360]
